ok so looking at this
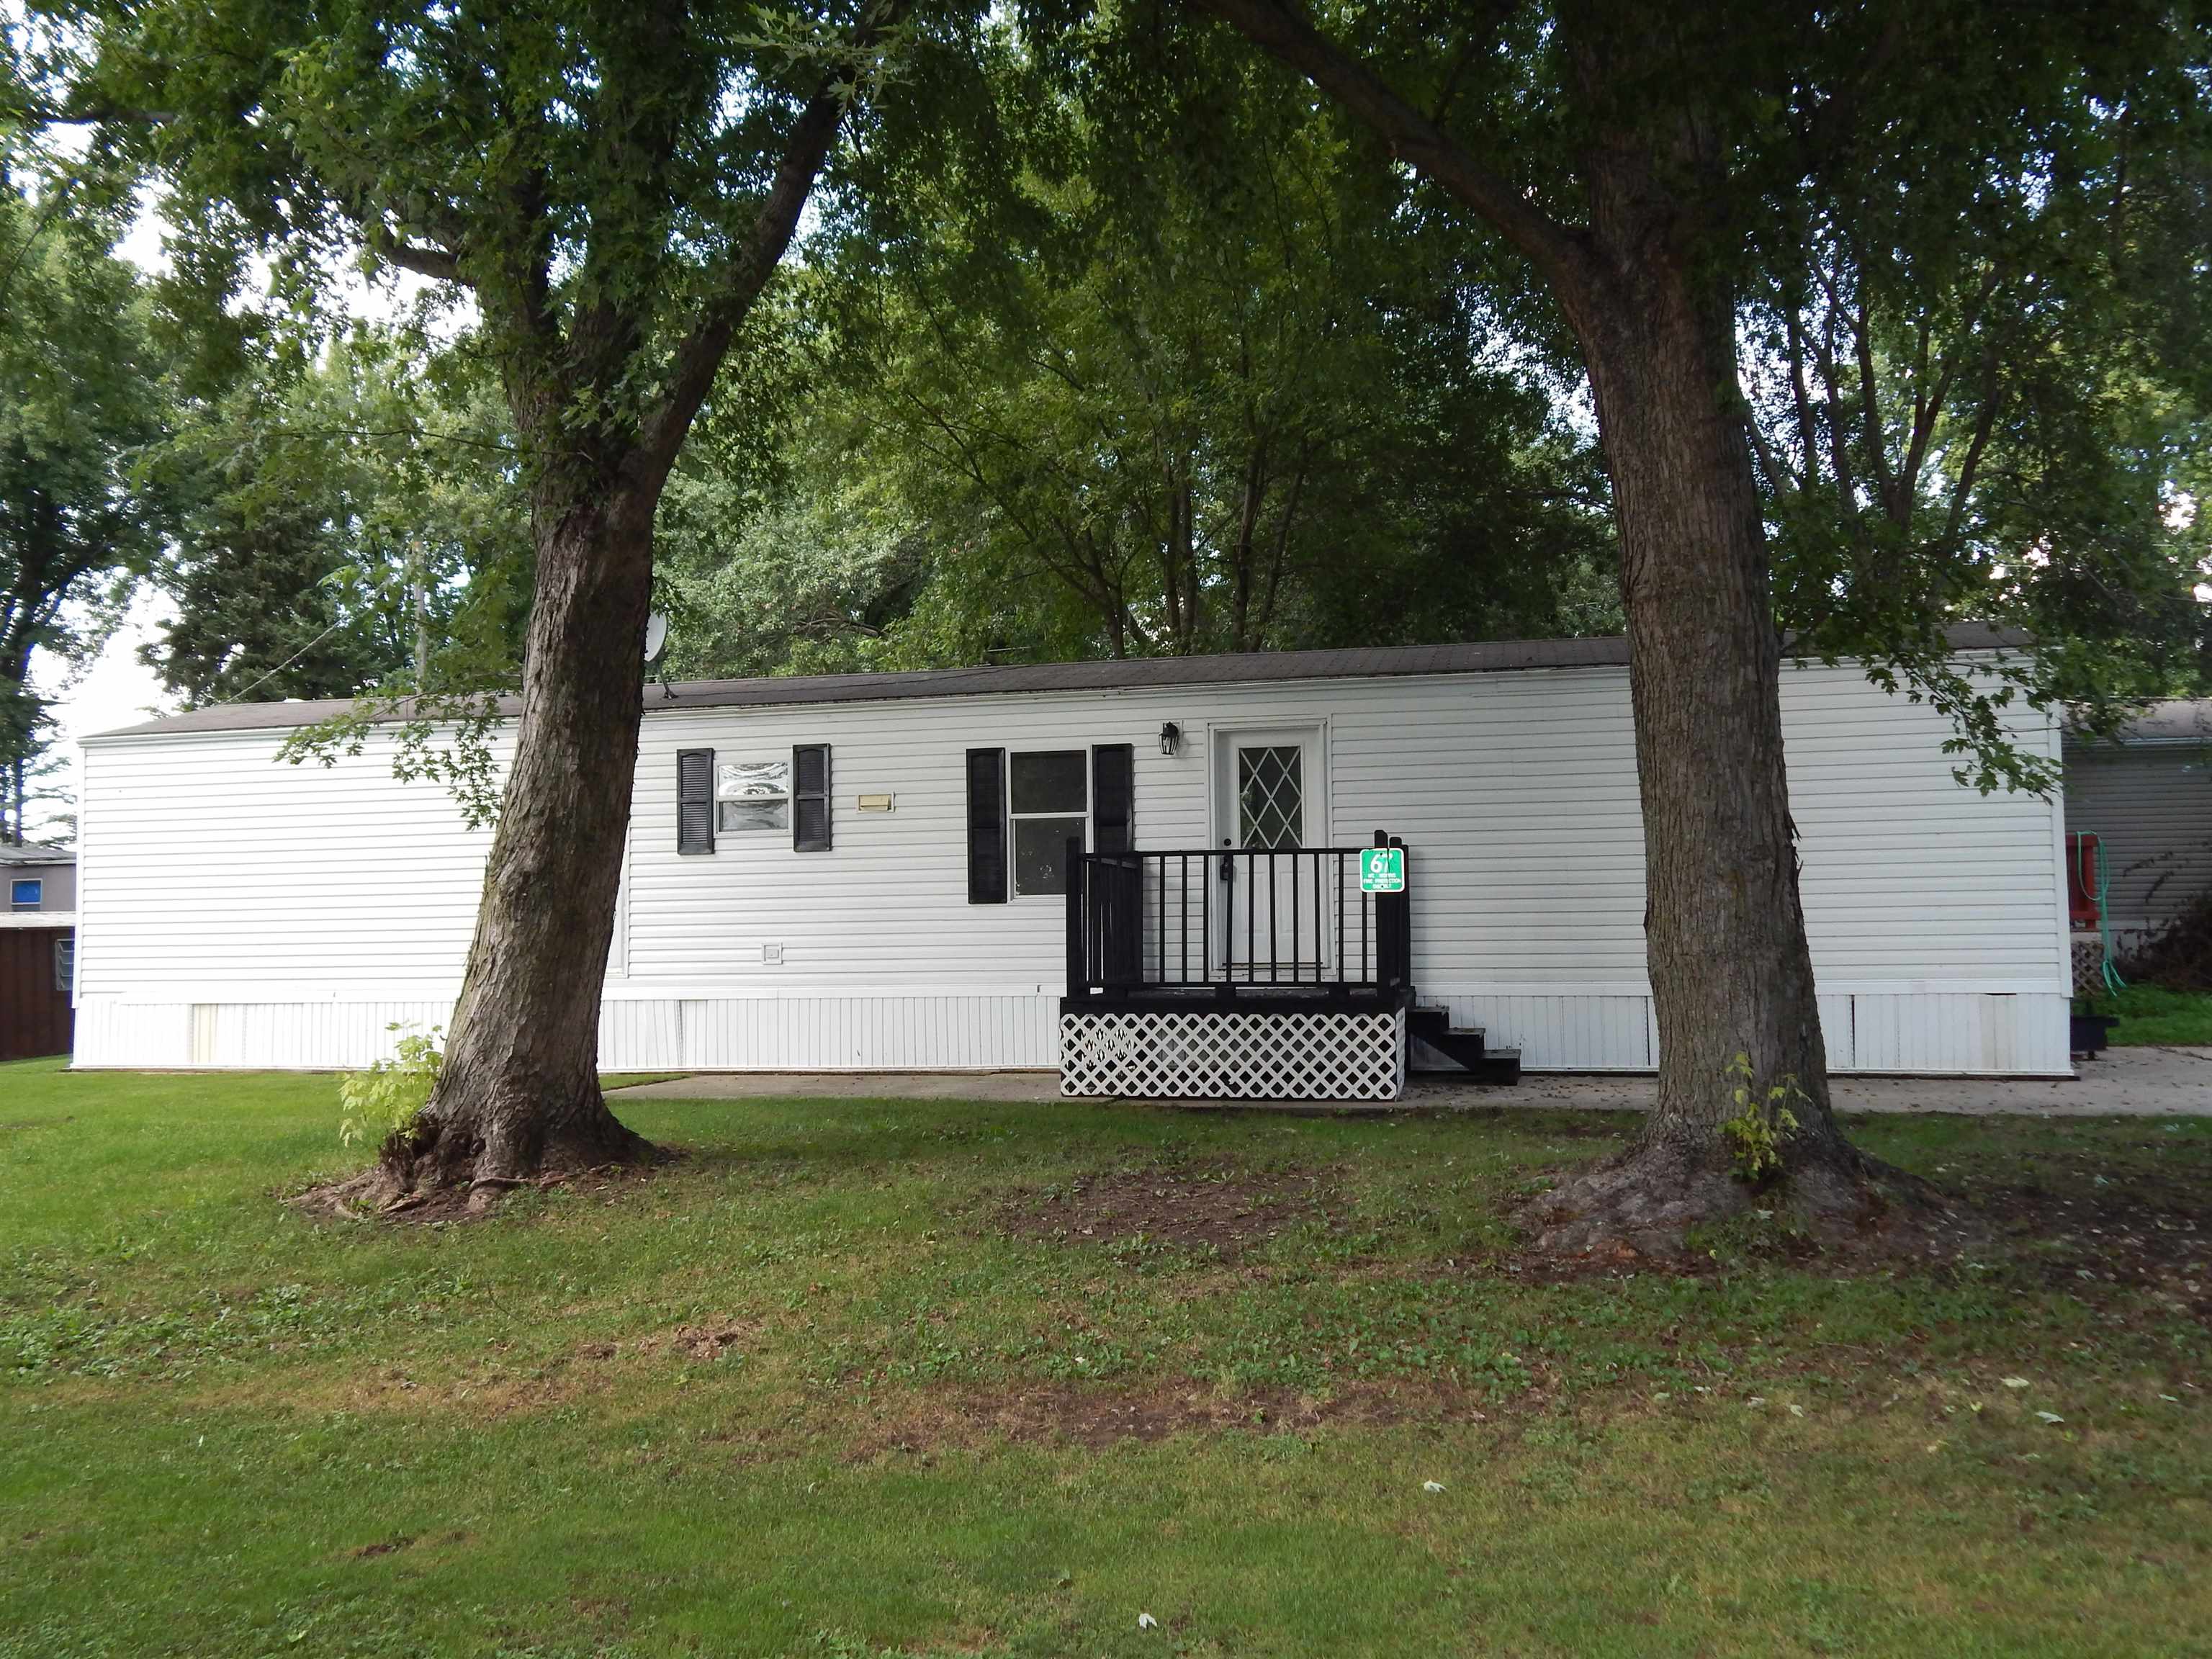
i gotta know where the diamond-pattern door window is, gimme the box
[1238,745,1303,849]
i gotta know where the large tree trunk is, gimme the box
[379,477,659,1205]
[1529,184,1907,1251]
[1605,289,1833,1141]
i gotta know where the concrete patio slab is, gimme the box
[610,1044,2212,1116]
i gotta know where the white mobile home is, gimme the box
[73,631,2074,1089]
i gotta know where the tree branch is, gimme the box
[1903,265,2001,503]
[1256,449,1306,646]
[1745,412,1794,500]
[1184,0,1598,307]
[1784,305,1820,487]
[1848,287,1895,521]
[6,96,173,128]
[1940,378,2002,552]
[365,223,467,285]
[635,0,912,483]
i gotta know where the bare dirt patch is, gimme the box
[986,1161,1341,1261]
[1961,1178,2212,1317]
[558,1319,762,1365]
[1503,1149,2212,1309]
[1501,1203,1971,1285]
[854,1376,1479,1457]
[1503,1236,1726,1285]
[642,1321,760,1362]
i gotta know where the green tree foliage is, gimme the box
[698,31,1617,672]
[0,119,171,844]
[1741,2,2212,783]
[1138,1,2211,738]
[148,328,532,709]
[657,432,932,680]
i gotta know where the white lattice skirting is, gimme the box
[1058,1007,1406,1101]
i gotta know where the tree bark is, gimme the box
[384,474,657,1201]
[1547,233,1879,1245]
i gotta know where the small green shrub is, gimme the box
[337,1024,443,1148]
[1717,1052,1802,1183]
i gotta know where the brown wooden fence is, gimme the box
[0,927,73,1062]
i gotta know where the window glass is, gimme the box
[1012,816,1086,897]
[9,878,40,910]
[718,799,787,832]
[1005,750,1088,896]
[716,760,789,800]
[54,938,73,995]
[1238,746,1303,849]
[714,758,789,833]
[1010,750,1087,814]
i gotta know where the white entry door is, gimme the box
[1212,727,1328,981]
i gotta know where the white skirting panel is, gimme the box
[1849,992,2071,1076]
[73,997,461,1069]
[637,994,1059,1071]
[72,1000,193,1068]
[1414,987,2072,1077]
[71,988,2071,1077]
[71,992,1060,1071]
[1424,993,1653,1071]
[1817,994,1856,1071]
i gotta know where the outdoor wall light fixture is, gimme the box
[1159,722,1182,757]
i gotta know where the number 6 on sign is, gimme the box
[1359,847,1405,893]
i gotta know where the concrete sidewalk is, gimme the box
[611,1043,2212,1116]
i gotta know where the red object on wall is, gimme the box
[0,927,73,1062]
[2065,832,2103,929]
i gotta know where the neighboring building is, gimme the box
[0,842,76,1062]
[2062,700,2212,956]
[72,630,2074,1087]
[2,840,76,915]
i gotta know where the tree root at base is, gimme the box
[1517,1136,1962,1264]
[292,1119,670,1224]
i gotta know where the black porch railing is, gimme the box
[1066,833,1411,1000]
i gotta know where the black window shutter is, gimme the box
[1092,743,1134,853]
[793,744,832,852]
[678,748,715,855]
[966,747,1007,904]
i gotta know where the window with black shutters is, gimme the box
[677,748,715,855]
[793,745,832,851]
[966,748,1007,903]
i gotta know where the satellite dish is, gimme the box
[642,611,670,667]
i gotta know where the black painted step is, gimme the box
[1407,1006,1521,1085]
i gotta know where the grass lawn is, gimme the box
[4,1059,2210,1658]
[2081,982,2212,1046]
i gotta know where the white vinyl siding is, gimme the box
[78,727,511,1000]
[73,653,2069,1075]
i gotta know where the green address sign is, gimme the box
[1359,847,1405,894]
